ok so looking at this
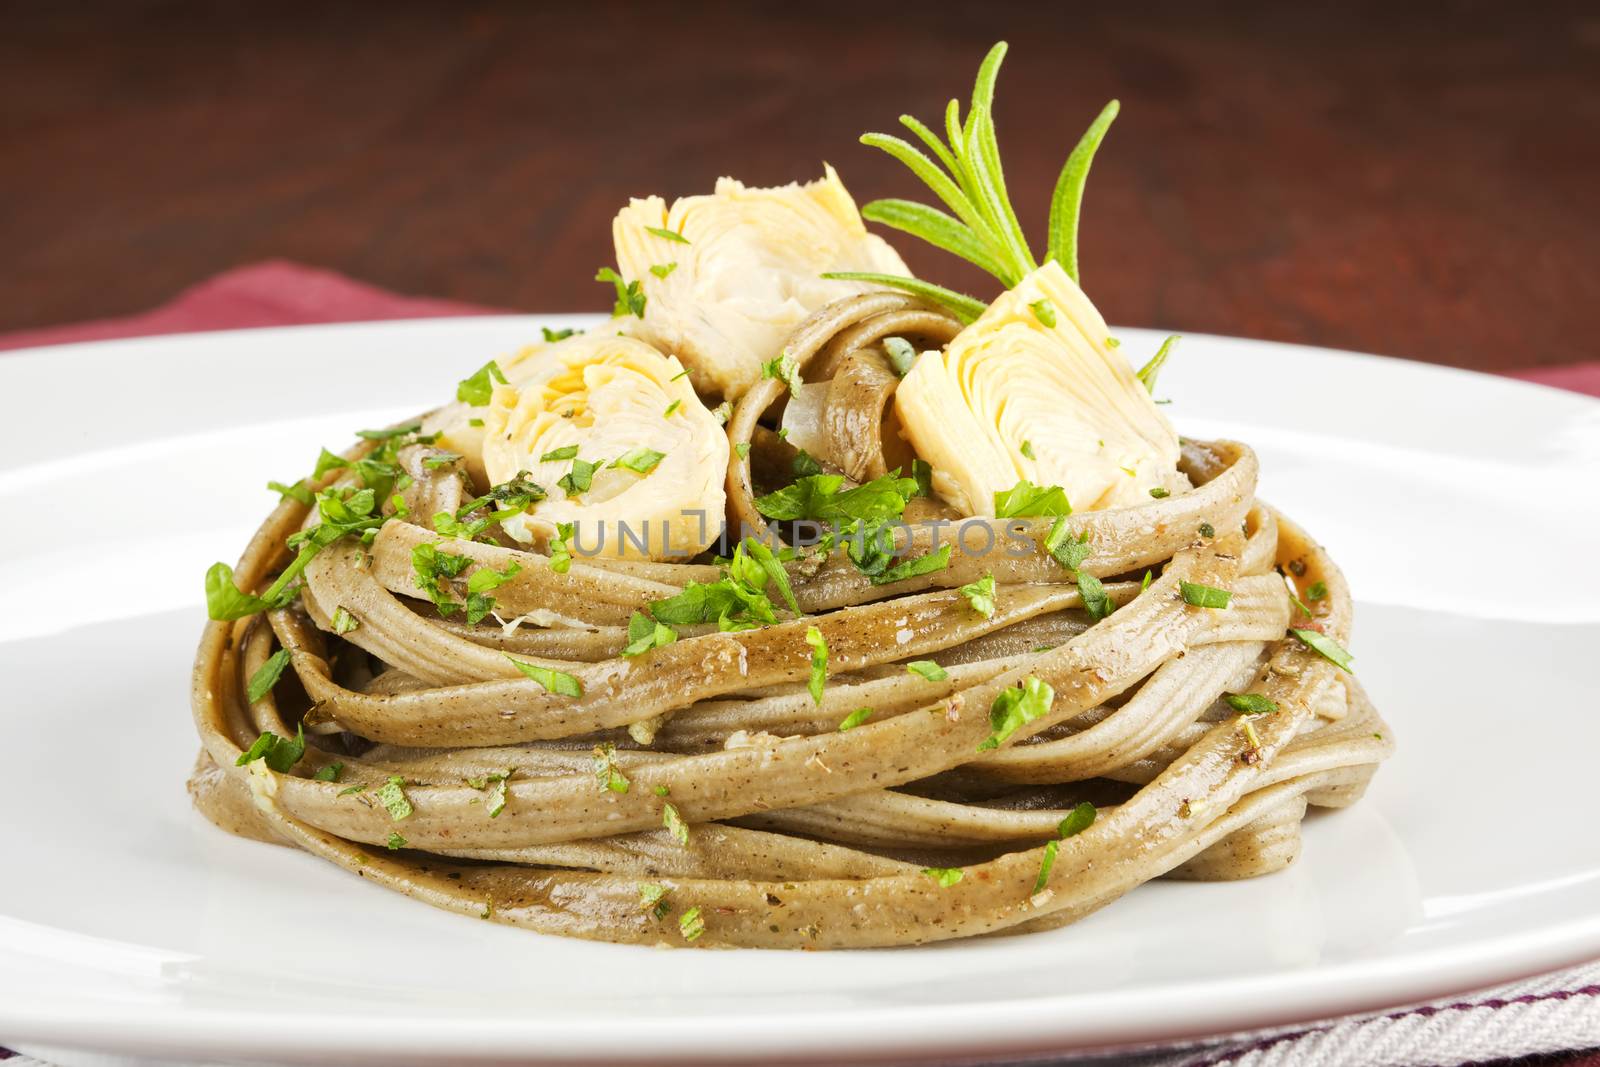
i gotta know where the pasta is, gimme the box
[188,42,1391,949]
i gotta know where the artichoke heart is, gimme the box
[894,261,1183,515]
[613,165,908,400]
[479,335,727,561]
[427,326,626,486]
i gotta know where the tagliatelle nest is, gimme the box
[189,287,1391,949]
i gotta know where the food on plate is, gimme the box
[190,42,1391,949]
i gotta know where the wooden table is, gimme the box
[3,1,1596,372]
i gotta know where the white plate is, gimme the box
[1,317,1597,1066]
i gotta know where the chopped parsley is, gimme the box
[539,444,580,463]
[650,262,678,279]
[611,447,666,474]
[1137,335,1180,393]
[267,479,315,506]
[882,336,918,376]
[557,457,600,496]
[872,543,952,585]
[547,521,575,574]
[245,648,292,704]
[505,656,583,696]
[737,537,800,614]
[596,267,646,318]
[663,399,681,417]
[355,423,423,441]
[1077,572,1114,620]
[911,458,934,497]
[592,743,630,793]
[235,725,305,772]
[679,906,705,941]
[622,611,678,657]
[457,360,508,406]
[645,225,690,244]
[412,541,472,617]
[734,441,751,459]
[376,776,412,820]
[1033,841,1058,895]
[662,802,689,845]
[466,771,509,817]
[760,353,802,393]
[1224,693,1279,715]
[711,401,732,424]
[839,707,873,731]
[1045,518,1092,571]
[755,470,918,524]
[465,561,522,624]
[1020,439,1036,460]
[1306,581,1328,602]
[386,832,407,850]
[978,676,1055,751]
[805,626,829,705]
[906,660,948,682]
[638,882,671,920]
[993,479,1071,518]
[1029,298,1057,327]
[312,762,344,782]
[959,574,997,618]
[1290,628,1355,672]
[1149,487,1170,498]
[1179,581,1232,609]
[541,326,578,342]
[1058,801,1096,838]
[922,867,964,888]
[1199,522,1215,539]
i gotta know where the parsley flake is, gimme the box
[1290,628,1355,672]
[456,360,508,406]
[506,656,583,696]
[235,725,305,772]
[993,479,1071,518]
[922,867,964,888]
[805,626,828,705]
[645,225,690,244]
[1179,581,1233,609]
[1224,693,1279,715]
[376,776,412,820]
[906,660,948,682]
[662,802,690,845]
[540,444,580,463]
[245,648,292,704]
[839,707,873,731]
[596,267,646,318]
[978,676,1055,751]
[1029,298,1057,327]
[959,574,997,618]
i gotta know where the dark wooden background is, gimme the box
[3,0,1597,371]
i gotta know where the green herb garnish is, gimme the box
[312,762,344,783]
[922,866,964,888]
[906,660,948,682]
[457,360,508,406]
[611,447,666,474]
[650,262,678,279]
[805,626,829,705]
[1290,628,1355,672]
[1077,572,1113,620]
[839,707,874,731]
[663,802,689,845]
[592,743,630,793]
[645,225,690,244]
[1137,335,1180,394]
[1179,581,1232,609]
[540,444,580,463]
[1224,693,1279,715]
[959,574,996,618]
[267,479,315,506]
[376,776,412,820]
[1045,518,1091,571]
[506,656,583,696]
[245,648,292,704]
[1029,299,1056,327]
[978,676,1054,751]
[679,906,705,941]
[622,611,678,657]
[993,479,1071,518]
[235,724,305,772]
[596,267,646,318]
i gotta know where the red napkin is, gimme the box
[1,261,1595,400]
[0,260,502,353]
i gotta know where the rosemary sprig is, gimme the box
[833,41,1120,318]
